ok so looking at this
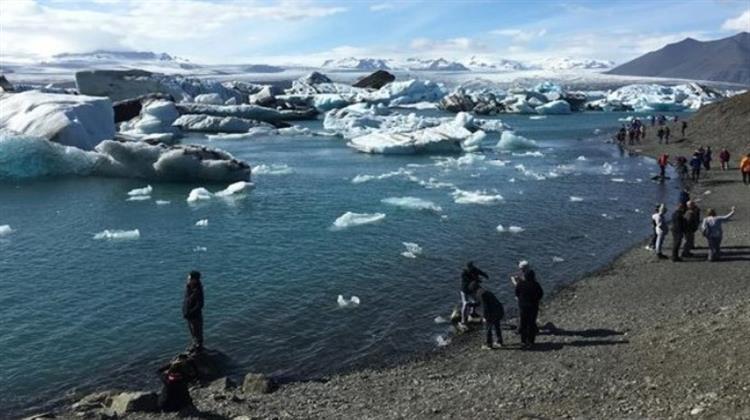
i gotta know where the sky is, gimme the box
[0,0,748,65]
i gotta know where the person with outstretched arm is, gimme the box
[477,287,504,350]
[701,207,736,262]
[183,271,204,352]
[458,262,488,330]
[511,261,544,348]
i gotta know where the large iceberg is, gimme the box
[119,99,180,139]
[173,114,273,133]
[0,91,115,150]
[175,103,317,124]
[604,83,723,112]
[347,113,486,154]
[535,99,571,114]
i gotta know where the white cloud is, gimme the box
[722,9,750,32]
[490,28,547,43]
[409,37,486,52]
[370,3,395,12]
[0,0,347,59]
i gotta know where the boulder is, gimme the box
[0,90,115,150]
[0,74,14,92]
[113,93,174,123]
[109,391,158,415]
[206,376,236,393]
[72,391,115,412]
[242,373,273,394]
[353,70,396,89]
[304,71,332,85]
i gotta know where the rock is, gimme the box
[242,372,273,394]
[108,391,158,415]
[20,412,55,420]
[353,70,396,89]
[113,93,174,123]
[0,74,14,92]
[304,71,332,85]
[206,376,236,393]
[0,90,115,150]
[72,391,114,412]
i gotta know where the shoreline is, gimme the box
[27,100,750,419]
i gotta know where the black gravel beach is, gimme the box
[42,93,750,420]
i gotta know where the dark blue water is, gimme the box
[0,111,677,416]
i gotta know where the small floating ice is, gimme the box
[127,185,153,196]
[93,229,140,240]
[552,256,565,263]
[215,181,253,197]
[351,168,411,184]
[331,212,386,230]
[704,190,711,195]
[514,164,547,180]
[435,335,451,347]
[610,178,625,183]
[434,316,449,324]
[253,164,293,176]
[401,242,423,259]
[193,246,207,252]
[187,188,213,202]
[512,151,544,157]
[496,224,524,233]
[0,225,13,237]
[601,162,615,175]
[569,196,584,202]
[337,295,361,308]
[195,219,208,227]
[452,189,503,205]
[487,159,510,167]
[381,197,442,212]
[576,155,587,161]
[126,195,151,201]
[593,128,602,135]
[155,200,171,205]
[496,131,537,150]
[529,115,547,120]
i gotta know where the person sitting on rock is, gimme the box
[183,271,204,352]
[458,262,488,330]
[158,356,195,413]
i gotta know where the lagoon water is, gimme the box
[0,111,677,416]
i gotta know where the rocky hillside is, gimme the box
[607,32,750,85]
[688,91,750,154]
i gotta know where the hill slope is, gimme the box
[607,32,750,85]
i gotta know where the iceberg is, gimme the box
[187,181,253,202]
[435,335,451,347]
[93,229,140,240]
[176,103,317,124]
[156,200,171,205]
[381,197,442,212]
[337,295,361,308]
[452,189,503,205]
[126,195,151,201]
[552,256,565,263]
[195,219,208,227]
[313,94,350,111]
[401,242,423,259]
[496,225,524,233]
[119,99,180,140]
[0,225,13,237]
[0,132,105,179]
[351,168,413,184]
[0,91,115,150]
[347,113,485,155]
[496,131,537,150]
[128,185,153,196]
[187,188,213,202]
[535,99,571,114]
[173,114,273,133]
[331,212,386,230]
[253,164,293,175]
[193,93,224,105]
[569,196,584,202]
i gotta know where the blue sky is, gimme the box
[1,0,748,64]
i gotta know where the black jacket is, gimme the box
[479,289,504,322]
[685,208,701,232]
[671,209,687,234]
[461,265,488,294]
[182,282,204,319]
[515,271,543,307]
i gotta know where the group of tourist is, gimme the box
[649,191,736,262]
[458,261,544,350]
[659,146,745,183]
[616,119,646,145]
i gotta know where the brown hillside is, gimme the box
[687,91,750,156]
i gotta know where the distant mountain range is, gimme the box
[607,32,750,85]
[319,56,615,72]
[51,50,181,62]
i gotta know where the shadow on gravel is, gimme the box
[539,323,626,338]
[523,339,629,352]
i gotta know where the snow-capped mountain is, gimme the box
[50,50,182,63]
[462,56,528,71]
[404,58,469,71]
[536,57,615,71]
[321,57,392,71]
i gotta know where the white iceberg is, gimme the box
[128,185,153,196]
[193,93,225,105]
[401,242,423,259]
[552,256,565,262]
[126,195,151,201]
[352,168,413,184]
[119,99,180,139]
[93,229,140,240]
[195,219,208,227]
[253,164,293,175]
[0,225,13,237]
[173,114,273,133]
[187,181,253,202]
[156,200,171,205]
[187,187,213,202]
[452,189,503,205]
[0,91,115,150]
[381,197,442,212]
[496,225,524,233]
[331,212,386,230]
[337,295,361,308]
[535,99,571,114]
[496,131,537,150]
[569,196,584,202]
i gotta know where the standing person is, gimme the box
[678,188,690,206]
[477,287,504,350]
[657,127,665,144]
[652,204,668,259]
[741,153,750,185]
[459,262,488,329]
[719,148,731,171]
[681,120,687,137]
[682,201,701,258]
[701,207,737,262]
[183,271,204,352]
[664,126,671,144]
[647,204,661,250]
[650,115,656,127]
[676,156,688,180]
[690,153,703,181]
[657,153,669,179]
[671,203,687,262]
[703,146,712,170]
[511,261,544,348]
